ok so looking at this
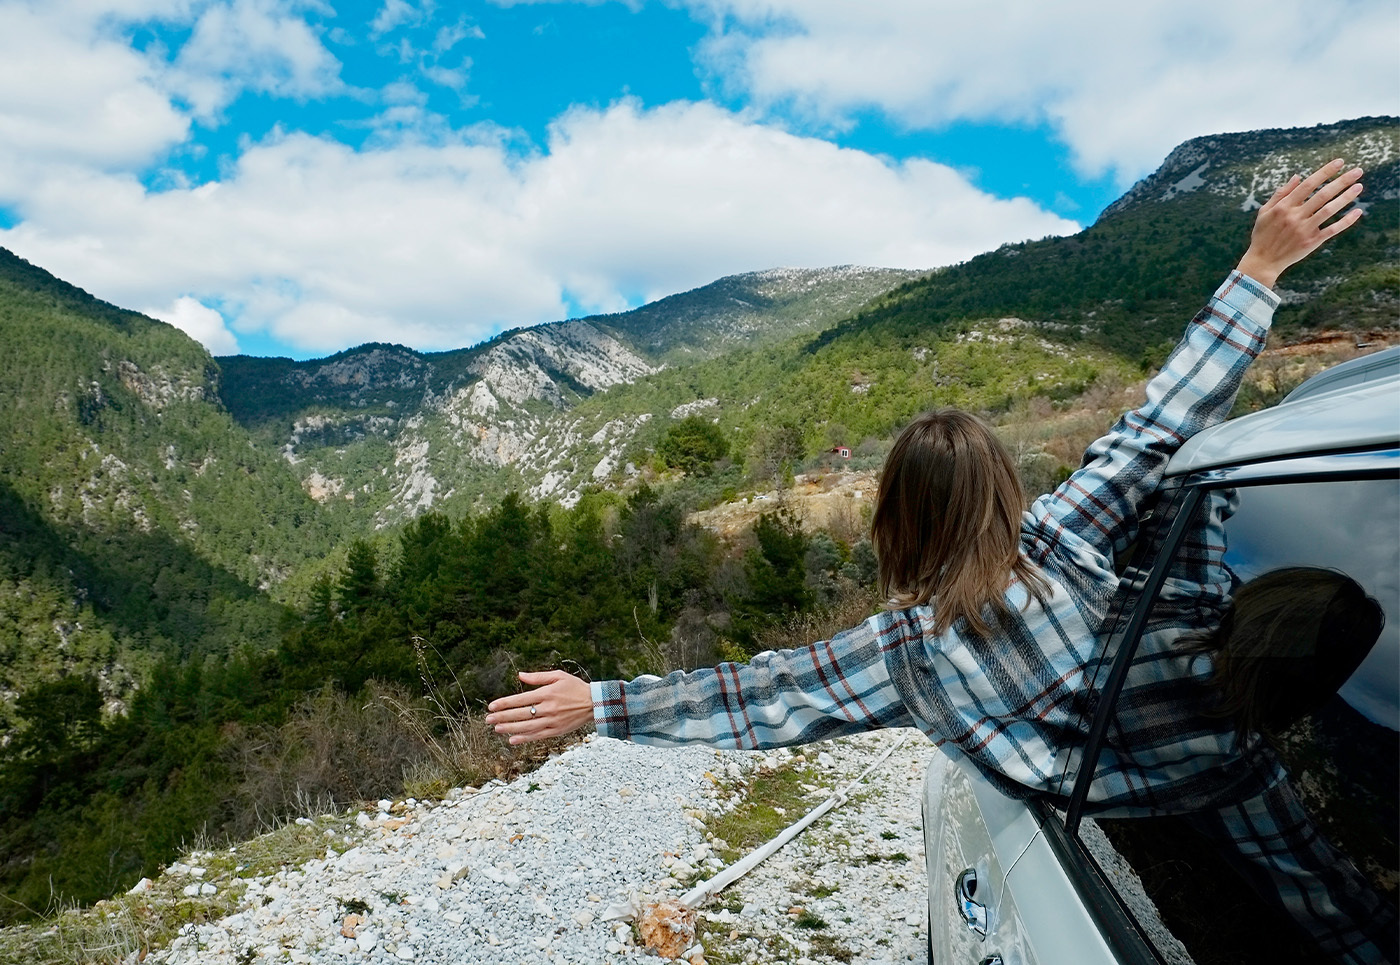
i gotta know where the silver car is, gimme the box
[923,347,1400,965]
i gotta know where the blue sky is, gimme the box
[0,0,1394,359]
[129,3,1118,221]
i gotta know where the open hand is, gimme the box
[485,670,594,745]
[1236,159,1363,288]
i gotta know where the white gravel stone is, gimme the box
[141,730,932,964]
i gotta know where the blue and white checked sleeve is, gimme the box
[1026,272,1279,569]
[591,616,916,748]
[1154,487,1238,610]
[1183,776,1399,965]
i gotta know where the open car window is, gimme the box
[1053,465,1399,964]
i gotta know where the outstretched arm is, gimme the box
[1025,161,1363,567]
[487,619,916,747]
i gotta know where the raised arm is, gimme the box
[1026,161,1363,565]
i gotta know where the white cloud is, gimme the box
[521,100,1074,304]
[169,0,344,118]
[0,4,188,180]
[370,0,433,38]
[0,100,1076,355]
[685,0,1400,182]
[0,0,344,193]
[148,295,240,354]
[434,19,484,53]
[422,59,470,91]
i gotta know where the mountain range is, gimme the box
[0,115,1396,734]
[216,265,922,524]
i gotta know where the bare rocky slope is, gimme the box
[216,267,922,523]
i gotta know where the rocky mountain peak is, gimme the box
[591,266,925,363]
[293,344,428,391]
[1099,116,1399,221]
[465,320,657,409]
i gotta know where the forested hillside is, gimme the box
[816,117,1399,360]
[214,267,921,524]
[0,250,353,732]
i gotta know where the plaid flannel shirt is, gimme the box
[590,271,1396,963]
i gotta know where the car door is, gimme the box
[923,749,1054,965]
[1041,447,1400,964]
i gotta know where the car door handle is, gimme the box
[954,867,989,939]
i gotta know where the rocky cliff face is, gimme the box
[367,321,659,520]
[464,320,658,409]
[1100,116,1399,220]
[223,268,919,519]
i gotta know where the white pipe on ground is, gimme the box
[678,733,912,909]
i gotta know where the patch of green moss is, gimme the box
[702,763,825,864]
[808,933,856,962]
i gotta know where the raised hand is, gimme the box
[1236,159,1364,288]
[485,669,594,744]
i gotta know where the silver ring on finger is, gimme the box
[530,705,538,717]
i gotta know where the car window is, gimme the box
[1215,478,1399,729]
[1079,475,1399,964]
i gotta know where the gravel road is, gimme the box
[140,728,935,965]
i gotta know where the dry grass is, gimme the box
[384,639,581,798]
[751,584,884,655]
[392,703,578,798]
[227,681,432,837]
[1232,333,1399,416]
[229,640,585,831]
[995,373,1145,499]
[991,336,1400,497]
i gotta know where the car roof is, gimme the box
[1167,345,1400,477]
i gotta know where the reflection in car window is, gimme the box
[1217,479,1399,729]
[1085,478,1399,964]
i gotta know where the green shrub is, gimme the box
[658,416,730,475]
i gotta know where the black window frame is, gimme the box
[1036,445,1400,965]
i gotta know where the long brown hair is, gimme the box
[872,409,1050,636]
[1182,567,1384,741]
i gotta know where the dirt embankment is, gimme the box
[687,471,877,542]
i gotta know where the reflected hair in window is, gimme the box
[1188,566,1385,739]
